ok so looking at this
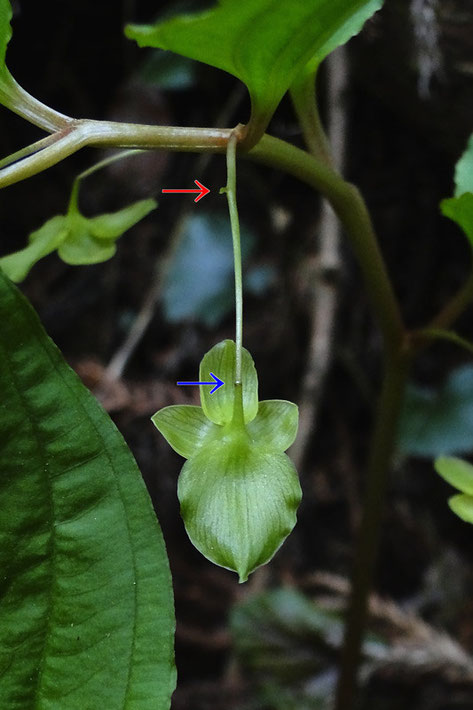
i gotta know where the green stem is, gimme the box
[410,327,473,358]
[427,270,473,332]
[334,348,411,710]
[0,70,72,132]
[0,133,61,170]
[76,149,145,181]
[250,135,405,353]
[0,121,403,353]
[290,68,333,167]
[68,149,146,213]
[224,131,243,384]
[0,121,231,190]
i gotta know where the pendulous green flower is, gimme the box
[152,339,302,582]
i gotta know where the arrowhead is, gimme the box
[209,372,224,394]
[194,180,210,202]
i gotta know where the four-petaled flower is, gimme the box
[152,339,301,582]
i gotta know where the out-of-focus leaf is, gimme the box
[0,197,156,281]
[245,263,276,295]
[440,133,473,247]
[448,493,473,523]
[434,457,473,524]
[398,365,473,457]
[0,269,176,708]
[453,134,473,197]
[126,0,383,141]
[162,212,254,327]
[435,456,473,495]
[441,193,473,247]
[140,50,196,89]
[231,587,384,708]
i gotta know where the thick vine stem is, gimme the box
[250,135,405,353]
[334,347,412,710]
[0,121,231,189]
[290,67,334,168]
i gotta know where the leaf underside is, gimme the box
[125,0,383,138]
[0,269,175,709]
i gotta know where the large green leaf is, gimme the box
[126,0,383,142]
[0,0,11,74]
[0,269,175,709]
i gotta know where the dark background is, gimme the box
[3,1,473,708]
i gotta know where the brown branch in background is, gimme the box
[290,46,347,470]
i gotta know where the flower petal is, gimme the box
[199,339,258,425]
[178,437,301,582]
[247,399,298,452]
[151,404,218,459]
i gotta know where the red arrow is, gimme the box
[162,179,210,203]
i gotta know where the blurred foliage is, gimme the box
[162,212,275,327]
[398,365,473,458]
[440,133,473,247]
[140,50,196,91]
[231,587,384,709]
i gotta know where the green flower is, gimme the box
[152,339,301,582]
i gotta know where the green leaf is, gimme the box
[125,0,383,141]
[441,193,473,247]
[435,456,473,495]
[0,198,156,281]
[151,404,218,459]
[0,270,175,708]
[247,400,299,452]
[178,438,301,582]
[397,365,473,458]
[448,493,473,523]
[0,0,12,74]
[199,339,258,425]
[440,133,473,247]
[0,216,67,281]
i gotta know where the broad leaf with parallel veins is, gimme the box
[152,340,301,582]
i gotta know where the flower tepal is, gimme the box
[152,339,302,582]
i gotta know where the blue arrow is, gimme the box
[177,372,224,394]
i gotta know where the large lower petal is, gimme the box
[178,438,301,582]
